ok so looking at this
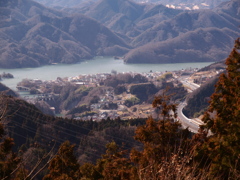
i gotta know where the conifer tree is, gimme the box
[130,94,190,179]
[95,141,137,180]
[80,162,102,180]
[43,141,80,180]
[0,135,20,180]
[198,38,240,178]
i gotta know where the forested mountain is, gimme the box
[123,0,240,63]
[0,0,239,68]
[0,0,130,68]
[80,0,183,37]
[131,9,238,46]
[124,27,238,63]
[83,0,145,36]
[78,0,239,63]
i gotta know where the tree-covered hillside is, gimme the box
[0,0,130,68]
[0,0,239,68]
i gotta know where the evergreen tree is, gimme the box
[43,141,80,180]
[198,38,240,178]
[95,141,137,180]
[130,94,190,179]
[80,163,102,180]
[0,135,20,180]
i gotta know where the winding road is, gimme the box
[177,102,203,133]
[177,77,204,133]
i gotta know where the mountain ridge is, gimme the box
[123,0,239,63]
[0,0,130,68]
[0,0,239,68]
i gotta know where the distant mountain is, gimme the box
[83,0,145,35]
[0,0,239,68]
[123,0,240,63]
[214,0,240,20]
[35,0,96,8]
[78,0,239,63]
[124,27,238,63]
[137,0,229,10]
[0,0,130,68]
[131,9,239,47]
[134,4,182,32]
[81,0,183,38]
[85,0,144,21]
[35,0,229,10]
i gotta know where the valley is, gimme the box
[10,60,219,122]
[0,0,240,179]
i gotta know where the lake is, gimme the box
[0,57,213,90]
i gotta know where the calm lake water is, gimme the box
[0,57,213,90]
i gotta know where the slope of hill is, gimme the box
[82,0,145,35]
[135,4,182,31]
[182,59,227,118]
[123,0,240,63]
[80,0,183,37]
[183,75,219,118]
[0,0,130,68]
[131,8,238,47]
[0,92,145,169]
[0,82,18,97]
[77,0,239,64]
[124,27,238,63]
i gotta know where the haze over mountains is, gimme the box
[0,0,239,68]
[35,0,229,10]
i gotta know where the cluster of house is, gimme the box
[76,111,120,121]
[67,73,109,87]
[189,69,224,85]
[79,89,132,121]
[17,67,207,92]
[17,68,220,120]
